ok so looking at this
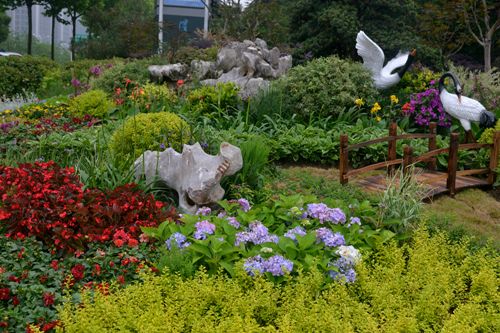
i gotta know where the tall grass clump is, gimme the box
[377,166,429,234]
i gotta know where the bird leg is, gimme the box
[465,130,476,143]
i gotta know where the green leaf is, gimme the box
[189,243,212,258]
[297,232,316,250]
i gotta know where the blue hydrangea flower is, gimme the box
[329,257,357,283]
[315,228,345,247]
[306,204,346,224]
[264,255,294,276]
[196,206,212,216]
[193,220,216,240]
[165,232,191,250]
[238,198,251,212]
[235,221,278,246]
[347,216,361,227]
[284,226,307,241]
[244,255,294,277]
[226,216,240,228]
[244,255,265,276]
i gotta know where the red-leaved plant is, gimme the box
[0,161,175,251]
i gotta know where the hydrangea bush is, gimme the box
[143,195,394,282]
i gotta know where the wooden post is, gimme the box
[447,133,459,197]
[387,122,398,176]
[339,134,349,185]
[488,131,500,184]
[427,122,437,170]
[402,145,413,177]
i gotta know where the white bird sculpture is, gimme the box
[355,31,416,90]
[438,72,497,143]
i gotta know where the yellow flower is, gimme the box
[354,98,364,107]
[375,116,382,122]
[370,102,381,114]
[390,95,399,104]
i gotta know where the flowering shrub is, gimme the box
[12,99,71,119]
[0,236,159,332]
[403,81,451,127]
[143,195,394,282]
[0,161,175,251]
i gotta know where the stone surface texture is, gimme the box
[147,38,292,99]
[134,142,243,214]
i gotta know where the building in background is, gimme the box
[158,0,209,50]
[7,5,86,49]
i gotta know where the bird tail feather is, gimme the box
[479,111,497,129]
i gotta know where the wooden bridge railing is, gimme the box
[339,122,500,196]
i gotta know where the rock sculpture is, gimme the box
[147,38,292,99]
[134,142,243,214]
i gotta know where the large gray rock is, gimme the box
[217,48,238,72]
[190,60,217,80]
[148,64,189,82]
[134,142,243,214]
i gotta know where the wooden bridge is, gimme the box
[339,122,500,198]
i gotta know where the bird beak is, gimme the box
[457,92,462,103]
[410,49,416,57]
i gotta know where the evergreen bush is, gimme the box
[109,112,191,160]
[278,56,379,121]
[0,56,59,98]
[68,89,114,118]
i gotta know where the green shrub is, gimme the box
[187,82,240,115]
[173,45,218,64]
[397,65,441,95]
[131,83,178,112]
[91,60,151,95]
[109,112,191,160]
[68,89,114,118]
[58,228,499,332]
[0,56,59,98]
[278,55,379,121]
[478,120,500,144]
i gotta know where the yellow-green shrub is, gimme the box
[478,119,500,144]
[58,228,499,332]
[131,83,178,111]
[68,89,114,118]
[187,82,240,115]
[109,112,191,160]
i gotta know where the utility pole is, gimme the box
[158,0,164,54]
[203,0,210,38]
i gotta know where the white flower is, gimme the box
[260,247,273,253]
[336,245,361,265]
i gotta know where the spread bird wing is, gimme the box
[356,31,385,76]
[381,51,409,77]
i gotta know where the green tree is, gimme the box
[0,9,10,43]
[63,0,92,61]
[211,0,244,38]
[289,0,419,62]
[241,0,289,46]
[0,0,42,55]
[81,0,157,58]
[461,0,500,71]
[41,0,67,60]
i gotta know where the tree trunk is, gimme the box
[51,14,55,60]
[72,16,76,61]
[27,3,32,55]
[484,39,491,72]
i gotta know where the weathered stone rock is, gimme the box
[268,47,280,68]
[190,60,216,80]
[148,64,188,82]
[255,38,268,50]
[134,142,243,214]
[216,48,238,72]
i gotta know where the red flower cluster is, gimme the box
[0,161,176,251]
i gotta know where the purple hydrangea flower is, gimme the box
[306,204,346,224]
[217,211,226,218]
[244,255,294,277]
[165,232,191,250]
[237,198,251,212]
[235,221,278,246]
[264,255,294,276]
[89,65,102,76]
[316,228,345,247]
[196,206,212,216]
[71,78,81,88]
[347,217,361,227]
[194,220,216,240]
[244,255,266,276]
[226,216,240,228]
[284,226,307,241]
[329,267,357,283]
